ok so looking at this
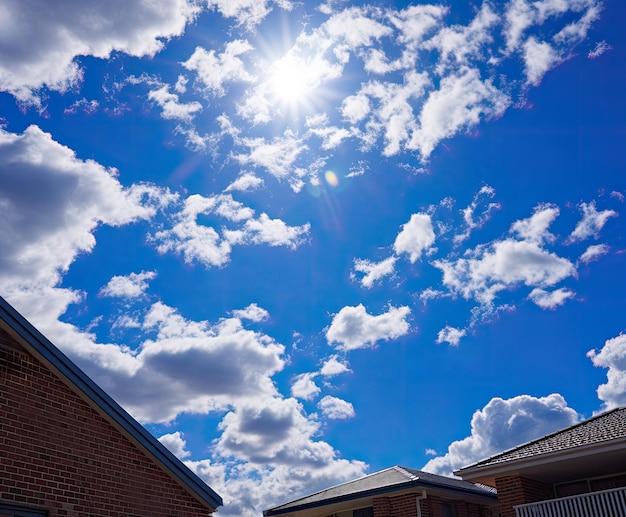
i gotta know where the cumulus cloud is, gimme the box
[352,257,397,288]
[528,287,575,309]
[588,333,626,410]
[159,431,191,460]
[0,0,201,104]
[326,304,411,351]
[150,193,310,268]
[100,271,157,299]
[225,173,264,192]
[567,201,618,243]
[148,85,203,122]
[291,373,321,401]
[206,0,294,30]
[320,356,351,376]
[0,125,175,291]
[183,40,256,98]
[318,396,355,420]
[580,243,610,263]
[394,213,436,263]
[423,394,580,476]
[433,205,576,306]
[436,325,467,346]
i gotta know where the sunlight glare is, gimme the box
[268,56,312,104]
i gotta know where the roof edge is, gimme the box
[264,466,497,516]
[455,407,626,479]
[0,296,223,511]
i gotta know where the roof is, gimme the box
[456,407,626,484]
[0,295,223,511]
[264,466,497,516]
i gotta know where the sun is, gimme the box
[265,53,322,117]
[269,56,311,103]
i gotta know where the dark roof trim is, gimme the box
[264,474,497,516]
[0,296,222,511]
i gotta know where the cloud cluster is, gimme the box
[0,125,174,291]
[326,304,411,351]
[588,333,626,410]
[351,189,618,346]
[422,393,580,476]
[0,0,202,104]
[151,193,310,268]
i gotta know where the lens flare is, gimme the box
[325,170,339,187]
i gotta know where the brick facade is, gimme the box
[0,337,213,517]
[371,493,494,517]
[494,475,553,517]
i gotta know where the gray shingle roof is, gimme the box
[462,407,626,470]
[264,466,496,515]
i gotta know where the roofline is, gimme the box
[263,467,497,516]
[455,435,626,480]
[0,296,223,511]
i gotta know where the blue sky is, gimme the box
[1,0,625,515]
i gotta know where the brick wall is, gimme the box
[373,493,493,517]
[0,339,213,517]
[495,475,553,517]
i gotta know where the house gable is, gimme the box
[0,297,221,516]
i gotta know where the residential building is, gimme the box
[0,296,222,516]
[456,407,626,517]
[264,466,498,517]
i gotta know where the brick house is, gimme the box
[263,466,498,517]
[455,408,626,517]
[0,296,222,516]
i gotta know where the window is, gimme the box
[441,502,456,517]
[353,507,373,517]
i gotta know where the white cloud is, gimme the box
[423,394,580,476]
[0,0,201,104]
[318,396,355,420]
[183,40,256,98]
[394,213,436,263]
[232,304,270,323]
[523,37,560,85]
[242,213,311,248]
[291,373,321,401]
[580,243,609,263]
[588,40,611,59]
[510,203,559,244]
[197,394,367,516]
[588,333,626,410]
[326,304,411,351]
[352,257,397,288]
[320,356,351,377]
[436,326,467,347]
[159,431,191,459]
[423,2,499,72]
[205,0,293,30]
[409,67,510,159]
[225,173,264,192]
[64,98,100,115]
[233,132,309,190]
[567,201,618,243]
[528,287,575,309]
[454,185,500,244]
[100,271,157,299]
[433,205,577,307]
[0,125,175,291]
[151,193,310,268]
[148,85,202,122]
